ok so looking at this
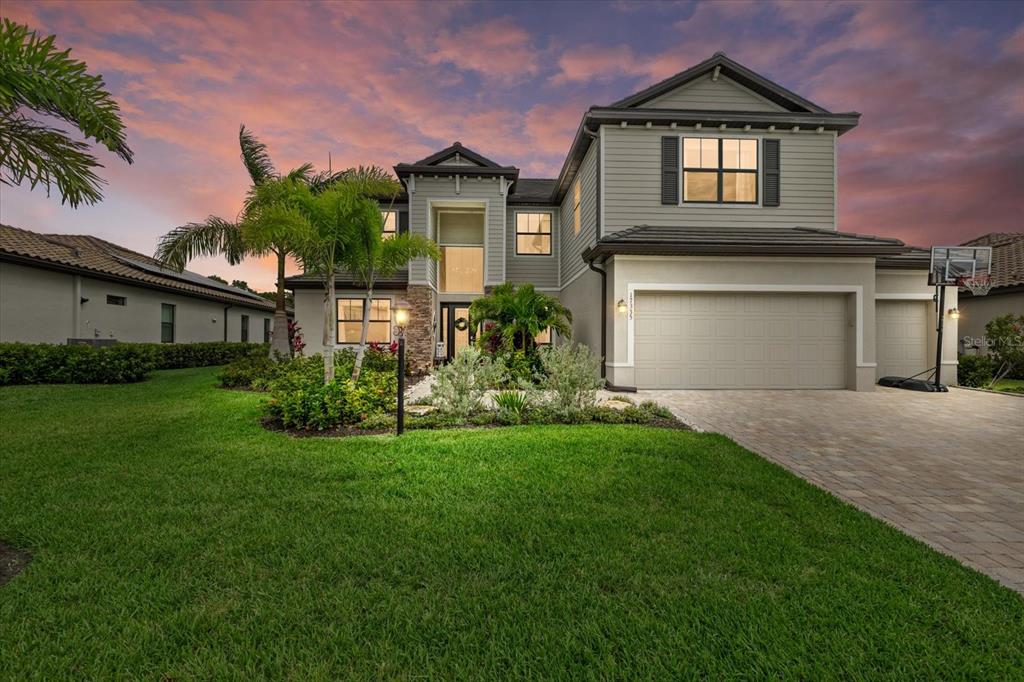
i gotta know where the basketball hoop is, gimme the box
[958,274,991,297]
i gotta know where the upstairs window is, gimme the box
[381,210,397,239]
[682,137,758,204]
[572,179,581,234]
[515,213,552,255]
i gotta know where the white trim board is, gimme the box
[623,283,866,369]
[875,293,933,300]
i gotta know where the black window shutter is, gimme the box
[398,210,409,234]
[763,139,781,207]
[661,136,679,205]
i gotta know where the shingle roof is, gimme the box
[0,224,275,309]
[582,225,907,260]
[876,246,931,269]
[961,233,1024,289]
[508,178,556,205]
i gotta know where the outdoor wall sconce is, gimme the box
[616,299,627,314]
[948,308,961,320]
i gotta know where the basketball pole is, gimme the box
[934,284,946,390]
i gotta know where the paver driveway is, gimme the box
[637,386,1024,593]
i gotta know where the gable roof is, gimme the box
[0,224,275,309]
[413,141,502,168]
[582,225,907,261]
[611,52,829,113]
[395,141,519,185]
[553,53,860,202]
[961,232,1024,290]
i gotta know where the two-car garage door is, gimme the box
[634,292,848,389]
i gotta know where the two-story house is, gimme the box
[286,52,954,391]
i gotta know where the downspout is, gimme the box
[223,304,232,342]
[586,257,607,380]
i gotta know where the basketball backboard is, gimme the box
[928,246,992,287]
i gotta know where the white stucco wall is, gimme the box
[0,261,274,344]
[875,269,958,384]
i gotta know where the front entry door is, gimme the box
[439,303,475,361]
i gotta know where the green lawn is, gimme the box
[993,378,1024,393]
[1,368,1021,678]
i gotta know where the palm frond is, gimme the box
[238,124,276,185]
[154,217,245,270]
[0,111,104,207]
[0,19,133,163]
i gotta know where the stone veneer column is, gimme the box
[404,285,436,374]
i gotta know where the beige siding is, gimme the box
[505,206,559,289]
[645,74,787,112]
[958,291,1024,353]
[0,261,273,344]
[408,176,505,286]
[603,125,836,232]
[559,142,599,285]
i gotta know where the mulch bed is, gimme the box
[0,541,31,587]
[262,414,690,439]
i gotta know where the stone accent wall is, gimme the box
[404,284,436,374]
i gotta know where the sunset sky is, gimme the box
[2,0,1022,291]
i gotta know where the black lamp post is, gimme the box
[394,303,410,435]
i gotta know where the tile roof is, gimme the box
[582,225,907,260]
[961,233,1024,289]
[0,224,274,309]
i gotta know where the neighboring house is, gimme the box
[957,232,1024,353]
[287,52,955,391]
[0,224,278,345]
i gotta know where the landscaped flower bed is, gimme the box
[242,343,685,436]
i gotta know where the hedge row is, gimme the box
[0,342,267,386]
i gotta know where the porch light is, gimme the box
[394,303,410,331]
[616,299,627,314]
[948,308,961,320]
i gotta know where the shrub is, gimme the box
[957,353,995,388]
[144,342,265,369]
[533,343,604,421]
[985,314,1024,381]
[493,390,528,424]
[263,367,397,430]
[0,343,154,385]
[430,346,505,419]
[217,354,277,389]
[638,400,674,419]
[495,349,542,387]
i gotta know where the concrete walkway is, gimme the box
[637,386,1024,593]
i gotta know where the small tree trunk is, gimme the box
[351,286,374,383]
[323,277,336,384]
[270,250,291,359]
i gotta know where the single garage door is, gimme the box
[876,300,929,380]
[634,292,848,389]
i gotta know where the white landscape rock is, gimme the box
[599,399,634,411]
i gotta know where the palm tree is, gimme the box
[339,168,439,381]
[470,282,573,353]
[289,168,403,383]
[0,19,133,206]
[156,126,337,357]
